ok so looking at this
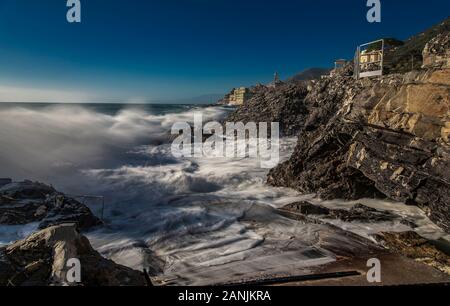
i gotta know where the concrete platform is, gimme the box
[277,254,450,286]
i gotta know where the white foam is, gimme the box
[305,198,450,243]
[0,104,447,285]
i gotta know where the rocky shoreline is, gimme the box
[0,180,102,230]
[0,180,147,286]
[3,178,449,286]
[0,224,146,286]
[225,18,450,234]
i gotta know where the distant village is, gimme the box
[219,37,413,106]
[220,72,284,106]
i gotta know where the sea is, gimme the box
[0,102,448,285]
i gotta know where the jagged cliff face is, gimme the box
[267,32,450,233]
[225,83,310,136]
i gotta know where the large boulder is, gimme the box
[0,181,55,199]
[0,181,101,230]
[0,224,146,286]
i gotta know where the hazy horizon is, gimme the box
[0,89,225,104]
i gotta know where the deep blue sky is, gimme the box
[0,0,449,103]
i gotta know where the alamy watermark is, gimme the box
[366,0,381,23]
[66,1,380,25]
[66,1,380,24]
[67,0,81,23]
[66,258,81,284]
[171,113,280,169]
[367,258,382,283]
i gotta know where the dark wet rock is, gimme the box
[281,202,416,226]
[373,231,450,275]
[0,181,55,200]
[0,248,15,286]
[330,204,399,223]
[399,219,419,229]
[0,178,12,188]
[281,201,331,216]
[344,128,450,232]
[0,181,101,230]
[0,224,146,286]
[224,83,309,137]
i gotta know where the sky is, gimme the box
[0,0,449,103]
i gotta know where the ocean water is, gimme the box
[0,103,448,285]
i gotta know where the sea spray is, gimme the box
[171,112,280,168]
[0,103,447,285]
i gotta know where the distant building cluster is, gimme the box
[224,72,283,106]
[228,87,253,105]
